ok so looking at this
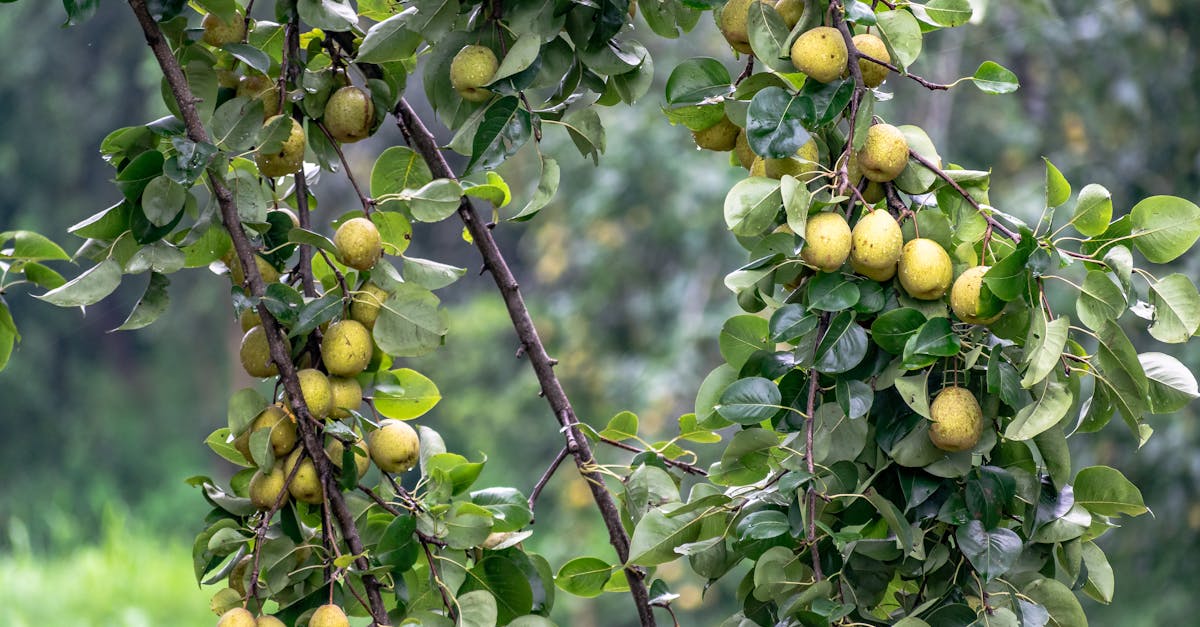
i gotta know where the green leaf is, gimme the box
[814,311,869,373]
[1140,352,1199,414]
[1004,380,1072,441]
[747,1,792,73]
[290,292,342,338]
[769,304,817,344]
[1022,578,1087,627]
[895,371,931,419]
[971,61,1019,94]
[510,155,559,222]
[1148,273,1200,343]
[371,146,434,207]
[902,317,961,370]
[628,506,704,566]
[837,379,873,420]
[401,256,466,291]
[864,488,914,556]
[374,368,442,420]
[664,57,731,106]
[1070,184,1113,237]
[460,554,535,624]
[355,12,422,64]
[1081,541,1115,604]
[696,365,737,428]
[406,179,464,223]
[296,0,358,31]
[746,87,810,159]
[719,314,770,371]
[1130,195,1200,263]
[870,308,926,355]
[1074,465,1148,517]
[724,177,782,237]
[555,557,614,598]
[0,300,18,372]
[468,96,531,172]
[493,33,541,81]
[1075,271,1125,331]
[469,488,532,533]
[599,410,639,441]
[876,8,923,68]
[1043,158,1071,209]
[956,521,1021,582]
[708,428,780,487]
[561,108,606,165]
[456,590,499,627]
[717,377,782,425]
[373,283,449,357]
[34,259,121,307]
[925,0,973,27]
[463,172,512,208]
[210,97,265,152]
[807,272,860,311]
[1021,316,1069,388]
[983,237,1034,301]
[376,513,419,573]
[113,272,170,331]
[0,230,70,262]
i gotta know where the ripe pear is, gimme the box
[929,387,984,452]
[251,404,298,457]
[323,86,374,143]
[294,368,333,418]
[202,11,245,47]
[328,375,363,419]
[801,212,852,272]
[350,282,390,331]
[775,0,805,28]
[857,123,909,183]
[327,433,370,480]
[239,325,280,378]
[227,251,281,287]
[237,74,281,119]
[257,617,286,627]
[734,131,755,170]
[852,33,891,88]
[322,320,373,377]
[692,116,739,152]
[333,217,382,271]
[897,238,953,300]
[851,256,896,282]
[256,116,306,178]
[310,604,351,627]
[764,138,820,180]
[791,27,848,84]
[284,448,323,504]
[717,0,773,54]
[749,157,766,177]
[217,607,256,627]
[449,45,499,102]
[368,419,420,474]
[950,265,1001,325]
[249,462,289,510]
[238,308,261,332]
[850,209,903,273]
[846,155,885,203]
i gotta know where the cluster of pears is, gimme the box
[718,0,807,53]
[217,603,352,627]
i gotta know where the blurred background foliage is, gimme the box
[0,0,1197,625]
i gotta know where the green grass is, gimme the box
[0,510,213,627]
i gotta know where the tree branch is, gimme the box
[391,98,658,627]
[907,149,1022,242]
[597,436,708,476]
[125,2,388,623]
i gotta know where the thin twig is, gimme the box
[528,446,570,520]
[908,149,1023,243]
[315,121,374,214]
[857,52,953,91]
[597,436,708,476]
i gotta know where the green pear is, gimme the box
[257,617,286,627]
[857,123,909,182]
[791,26,848,84]
[929,387,984,452]
[201,11,245,47]
[323,86,374,143]
[350,282,391,331]
[692,116,739,152]
[249,462,289,510]
[897,238,952,300]
[328,376,363,419]
[449,45,499,102]
[293,368,333,419]
[850,209,903,272]
[717,0,770,54]
[310,604,351,627]
[237,74,280,119]
[327,432,370,480]
[321,320,373,377]
[239,325,279,378]
[333,217,382,271]
[368,419,420,474]
[256,116,306,178]
[774,0,805,29]
[950,265,1001,325]
[284,448,323,504]
[801,212,852,272]
[217,607,256,627]
[852,33,891,88]
[764,138,820,180]
[734,131,755,169]
[251,404,298,457]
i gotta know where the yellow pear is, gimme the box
[717,0,770,54]
[449,45,499,102]
[322,320,373,377]
[801,212,852,272]
[251,404,298,457]
[846,155,885,203]
[202,11,245,47]
[791,26,848,84]
[256,116,306,178]
[334,217,382,271]
[950,265,1001,325]
[239,325,280,378]
[851,256,896,282]
[850,209,903,272]
[733,131,755,170]
[929,387,984,452]
[257,617,286,627]
[323,86,374,143]
[857,123,909,183]
[368,419,421,474]
[774,0,805,29]
[328,376,363,419]
[350,282,390,331]
[764,138,820,180]
[852,33,891,88]
[897,238,953,300]
[692,116,739,152]
[310,604,351,627]
[327,433,370,480]
[284,448,323,504]
[249,462,289,510]
[227,251,281,287]
[217,607,256,627]
[293,368,333,418]
[237,74,280,119]
[749,157,766,177]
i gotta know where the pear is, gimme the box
[328,375,363,419]
[350,282,391,331]
[217,607,256,627]
[764,138,820,180]
[791,27,848,84]
[249,462,289,510]
[801,212,852,272]
[749,157,766,177]
[449,45,499,102]
[897,238,953,300]
[256,116,306,178]
[237,74,280,119]
[850,209,903,273]
[327,433,370,480]
[734,131,755,170]
[322,320,373,377]
[950,265,1001,325]
[251,404,298,457]
[257,617,286,627]
[284,448,323,504]
[239,325,280,378]
[227,555,252,596]
[774,0,805,29]
[857,123,909,183]
[851,256,896,282]
[333,217,382,271]
[692,116,739,152]
[323,86,374,143]
[293,368,333,418]
[929,387,984,452]
[227,251,281,287]
[846,155,885,203]
[717,0,769,54]
[310,604,351,627]
[238,308,261,333]
[852,33,891,88]
[201,11,245,47]
[368,419,421,474]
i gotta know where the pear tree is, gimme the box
[0,1,1198,626]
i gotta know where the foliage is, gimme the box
[1,0,1199,626]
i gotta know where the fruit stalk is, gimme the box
[392,97,659,627]
[125,2,390,623]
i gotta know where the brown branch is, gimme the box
[857,52,953,91]
[247,449,307,605]
[125,3,389,624]
[907,149,1022,243]
[422,538,458,621]
[392,98,658,627]
[597,436,708,476]
[805,313,830,581]
[830,2,864,200]
[315,120,374,214]
[528,446,570,521]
